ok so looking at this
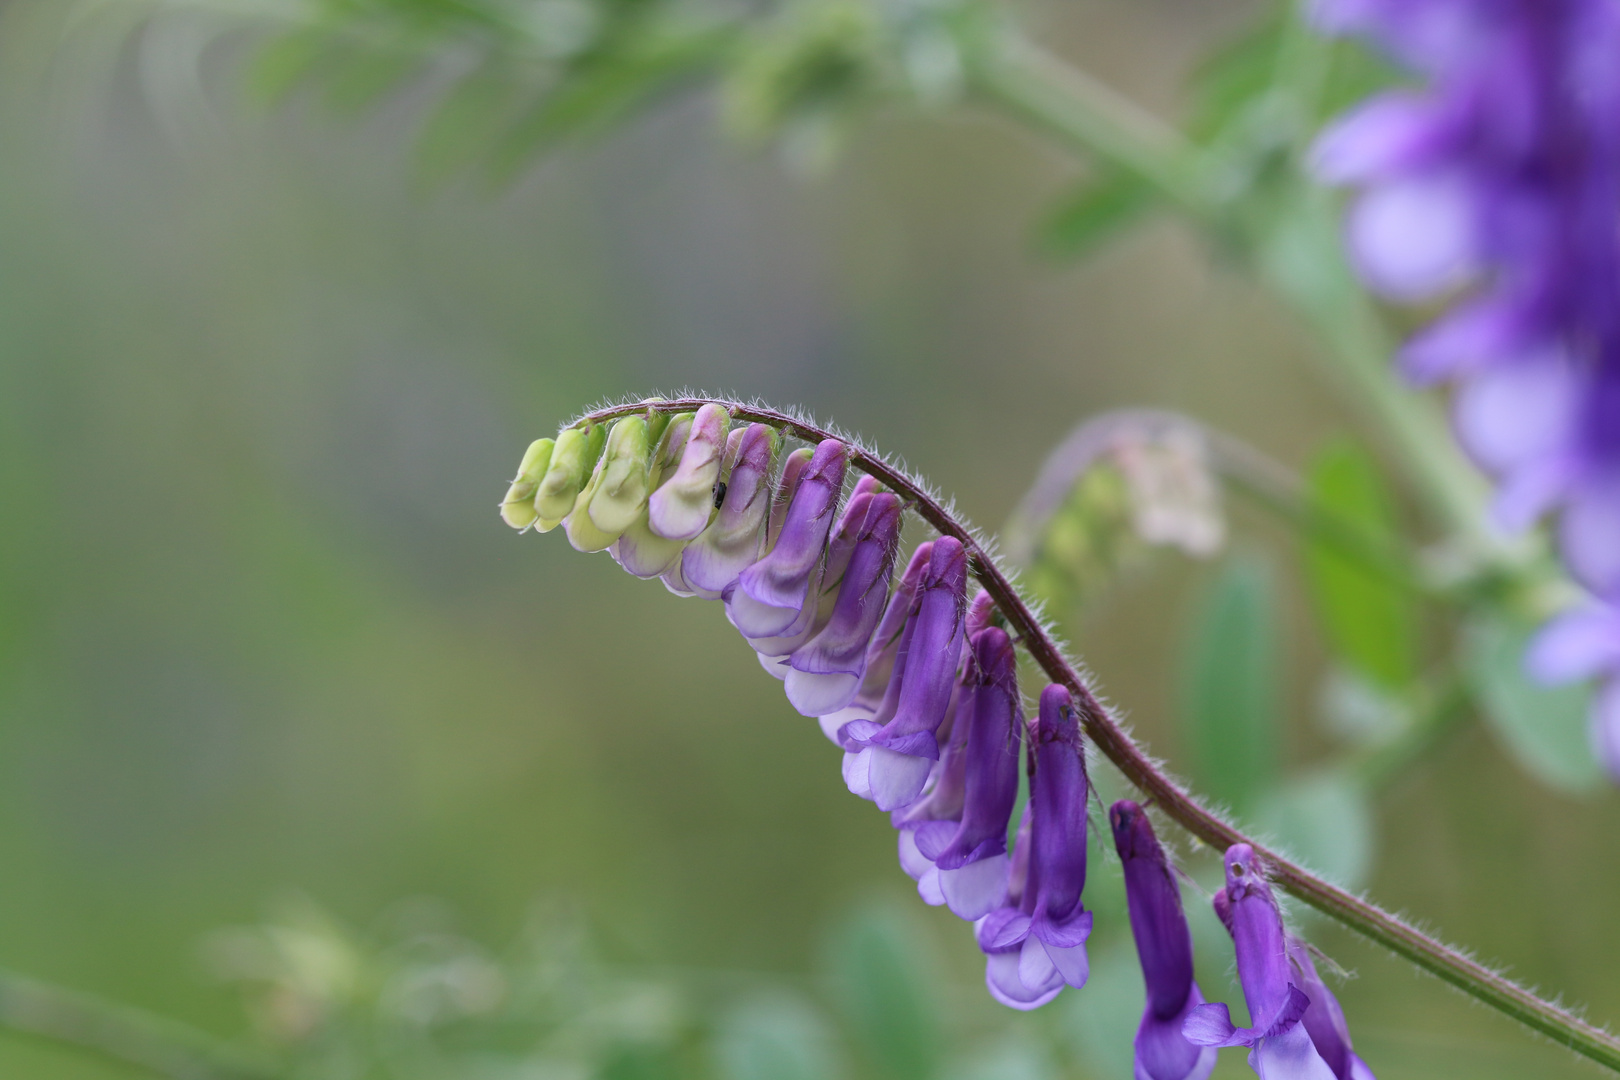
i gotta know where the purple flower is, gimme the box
[680,424,781,599]
[1312,2,1620,607]
[1110,801,1217,1080]
[785,492,904,716]
[839,537,969,811]
[1527,604,1620,777]
[818,541,934,742]
[726,439,848,637]
[906,627,1023,920]
[975,684,1093,1010]
[1184,845,1359,1080]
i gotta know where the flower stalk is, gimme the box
[568,395,1620,1074]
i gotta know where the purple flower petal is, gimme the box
[1525,606,1620,684]
[1346,173,1479,301]
[728,440,848,636]
[1560,477,1620,598]
[1311,94,1447,184]
[1592,678,1620,779]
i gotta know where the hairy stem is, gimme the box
[573,396,1620,1073]
[0,969,278,1080]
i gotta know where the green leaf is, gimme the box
[1254,768,1375,888]
[1463,617,1602,794]
[716,992,843,1080]
[821,903,939,1080]
[1181,553,1280,816]
[1303,441,1417,690]
[1036,171,1153,261]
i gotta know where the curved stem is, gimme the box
[572,396,1620,1073]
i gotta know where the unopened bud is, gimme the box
[567,416,652,551]
[649,404,731,540]
[500,438,554,529]
[535,425,605,532]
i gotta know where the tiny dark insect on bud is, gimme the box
[713,481,728,509]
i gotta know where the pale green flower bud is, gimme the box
[500,437,554,529]
[613,413,697,578]
[566,416,652,551]
[534,424,605,532]
[649,403,732,540]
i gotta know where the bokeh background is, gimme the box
[1,0,1618,1077]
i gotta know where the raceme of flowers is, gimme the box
[500,403,1376,1080]
[1309,0,1620,776]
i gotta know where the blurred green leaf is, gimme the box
[1254,768,1374,888]
[1037,170,1152,261]
[1463,617,1602,794]
[821,903,940,1080]
[1303,441,1417,691]
[1182,553,1280,816]
[1060,940,1141,1079]
[716,992,842,1080]
[1186,13,1282,142]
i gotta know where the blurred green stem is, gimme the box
[0,970,278,1080]
[967,33,1498,553]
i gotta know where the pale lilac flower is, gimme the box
[681,424,781,599]
[726,439,848,637]
[839,537,969,811]
[1110,801,1217,1080]
[975,684,1093,1010]
[647,403,730,541]
[1184,845,1342,1080]
[909,627,1022,920]
[1527,604,1620,776]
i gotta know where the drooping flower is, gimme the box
[818,540,934,742]
[1184,845,1362,1080]
[727,438,849,638]
[907,627,1022,920]
[1110,801,1217,1080]
[785,491,904,715]
[615,412,698,578]
[975,684,1093,1010]
[839,537,969,811]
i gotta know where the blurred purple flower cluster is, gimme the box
[502,406,1377,1079]
[1311,0,1620,774]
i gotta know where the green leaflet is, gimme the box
[1181,553,1281,817]
[1303,441,1418,691]
[1037,170,1153,262]
[1464,616,1602,794]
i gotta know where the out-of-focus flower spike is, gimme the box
[728,439,849,638]
[648,404,731,541]
[681,424,780,600]
[534,424,605,532]
[565,417,652,551]
[817,540,934,742]
[500,438,554,529]
[1183,845,1335,1080]
[911,627,1021,919]
[766,447,815,551]
[785,493,903,715]
[839,537,968,811]
[1110,801,1217,1080]
[976,684,1092,1011]
[613,414,696,579]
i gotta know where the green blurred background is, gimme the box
[0,0,1617,1077]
